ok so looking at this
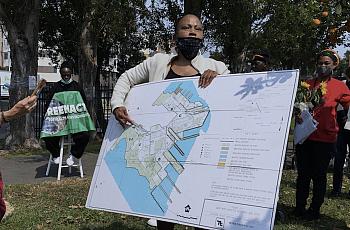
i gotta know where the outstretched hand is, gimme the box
[198,69,218,88]
[4,95,37,121]
[113,106,134,128]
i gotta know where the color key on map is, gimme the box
[217,143,230,168]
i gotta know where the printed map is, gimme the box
[104,81,210,215]
[87,71,299,230]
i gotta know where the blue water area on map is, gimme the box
[183,127,200,137]
[151,176,176,212]
[151,186,168,212]
[160,177,173,195]
[169,146,183,162]
[173,138,196,162]
[164,81,209,107]
[202,113,210,132]
[105,138,164,216]
[165,164,179,182]
[104,81,211,216]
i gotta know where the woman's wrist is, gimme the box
[3,110,12,122]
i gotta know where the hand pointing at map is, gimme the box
[114,106,134,128]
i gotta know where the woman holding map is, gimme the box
[294,49,350,220]
[111,13,229,230]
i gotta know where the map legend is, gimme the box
[217,142,230,168]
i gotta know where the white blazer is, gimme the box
[111,52,230,111]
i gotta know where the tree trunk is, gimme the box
[78,8,98,137]
[184,0,203,17]
[0,0,41,149]
[94,66,107,137]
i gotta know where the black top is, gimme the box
[346,80,350,90]
[165,68,200,80]
[47,80,87,106]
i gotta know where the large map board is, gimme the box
[86,70,299,230]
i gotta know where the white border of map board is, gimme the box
[86,70,299,230]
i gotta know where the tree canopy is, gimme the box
[40,0,147,74]
[39,0,350,76]
[1,0,350,146]
[203,0,349,75]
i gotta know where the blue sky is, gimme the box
[335,34,349,58]
[335,45,349,58]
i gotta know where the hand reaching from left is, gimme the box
[3,96,37,121]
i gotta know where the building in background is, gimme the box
[0,28,61,83]
[0,29,10,71]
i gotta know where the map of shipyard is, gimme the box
[88,71,300,230]
[104,81,210,215]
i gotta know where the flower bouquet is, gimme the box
[294,81,327,112]
[293,80,327,144]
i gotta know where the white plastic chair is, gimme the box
[45,134,84,180]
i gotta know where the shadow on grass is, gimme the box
[35,161,83,179]
[80,220,154,230]
[85,139,103,154]
[275,203,350,230]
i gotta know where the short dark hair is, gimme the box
[252,49,270,64]
[60,61,74,71]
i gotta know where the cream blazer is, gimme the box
[111,52,230,111]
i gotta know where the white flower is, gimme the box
[306,102,314,109]
[294,102,309,111]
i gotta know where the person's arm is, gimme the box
[337,109,348,127]
[110,57,153,112]
[216,60,230,75]
[111,56,154,127]
[338,83,350,109]
[0,96,37,125]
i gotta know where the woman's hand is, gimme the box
[295,114,303,124]
[294,109,303,124]
[199,69,218,88]
[3,96,37,121]
[113,106,134,128]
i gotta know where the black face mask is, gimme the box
[176,37,203,60]
[317,66,332,77]
[251,60,267,72]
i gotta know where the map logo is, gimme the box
[216,217,225,229]
[184,204,191,213]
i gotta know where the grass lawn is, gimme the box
[0,130,349,229]
[274,170,350,230]
[0,139,103,158]
[1,170,350,229]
